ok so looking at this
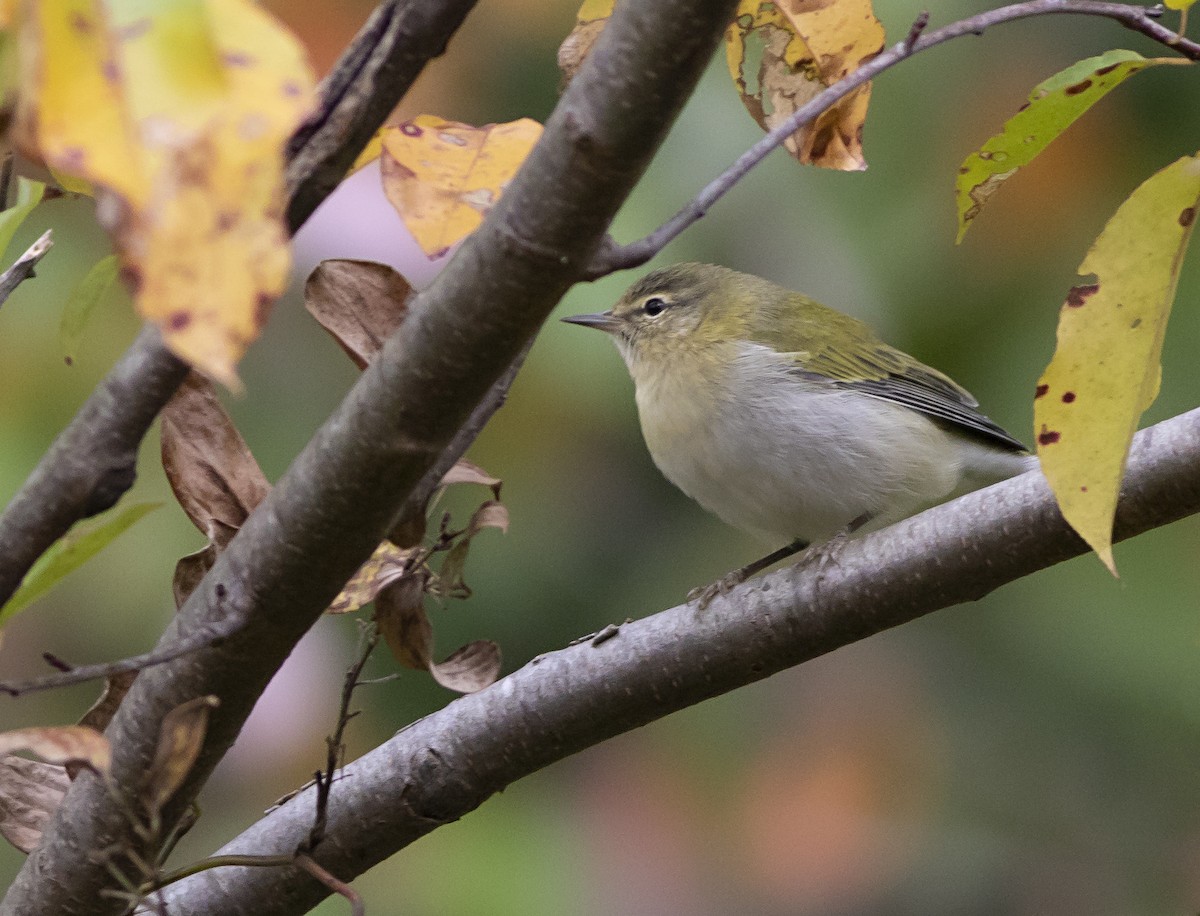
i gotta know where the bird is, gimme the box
[563,262,1037,604]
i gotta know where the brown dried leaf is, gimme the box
[436,499,509,599]
[429,640,501,693]
[327,541,414,615]
[145,696,219,815]
[304,259,413,369]
[172,539,221,609]
[162,374,270,538]
[438,459,502,495]
[375,573,433,670]
[77,670,138,733]
[0,756,70,854]
[0,726,111,773]
[392,458,503,549]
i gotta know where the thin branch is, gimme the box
[0,614,242,697]
[588,0,1200,276]
[294,855,364,916]
[152,407,1200,916]
[0,0,485,611]
[304,623,379,853]
[0,230,50,307]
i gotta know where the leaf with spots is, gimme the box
[956,50,1190,242]
[725,0,884,171]
[557,0,614,85]
[380,116,543,258]
[12,0,316,386]
[1035,154,1200,573]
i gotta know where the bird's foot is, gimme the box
[687,569,749,610]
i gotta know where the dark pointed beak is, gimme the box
[561,311,621,333]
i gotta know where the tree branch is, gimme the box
[0,1,742,913]
[0,612,242,697]
[0,0,483,610]
[0,229,52,308]
[588,0,1200,276]
[147,407,1200,915]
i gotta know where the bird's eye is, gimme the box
[642,296,667,317]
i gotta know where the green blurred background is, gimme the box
[4,1,1200,913]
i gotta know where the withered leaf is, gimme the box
[327,541,414,615]
[145,695,220,815]
[162,374,270,538]
[0,756,70,854]
[375,573,433,670]
[438,459,502,495]
[435,500,509,599]
[0,725,111,773]
[375,576,501,693]
[429,640,501,694]
[77,670,139,735]
[163,376,269,607]
[304,259,413,369]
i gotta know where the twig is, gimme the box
[587,0,1200,276]
[905,11,931,51]
[294,855,364,916]
[304,623,380,854]
[0,615,242,696]
[0,230,52,308]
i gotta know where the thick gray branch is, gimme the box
[0,1,740,913]
[152,408,1200,915]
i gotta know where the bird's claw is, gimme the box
[688,569,748,609]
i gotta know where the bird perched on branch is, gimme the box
[564,262,1036,604]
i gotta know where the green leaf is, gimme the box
[0,178,46,262]
[60,255,120,365]
[0,502,162,627]
[956,50,1191,242]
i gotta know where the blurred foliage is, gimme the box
[3,0,1200,914]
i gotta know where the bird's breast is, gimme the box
[630,346,963,544]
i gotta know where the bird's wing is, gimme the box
[785,337,1029,453]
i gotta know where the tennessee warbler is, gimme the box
[563,262,1036,601]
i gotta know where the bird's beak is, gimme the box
[561,311,621,333]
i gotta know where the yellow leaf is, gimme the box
[1035,154,1200,573]
[380,116,543,258]
[347,130,384,177]
[14,0,316,387]
[725,0,884,171]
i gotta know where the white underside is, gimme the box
[626,341,1034,545]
